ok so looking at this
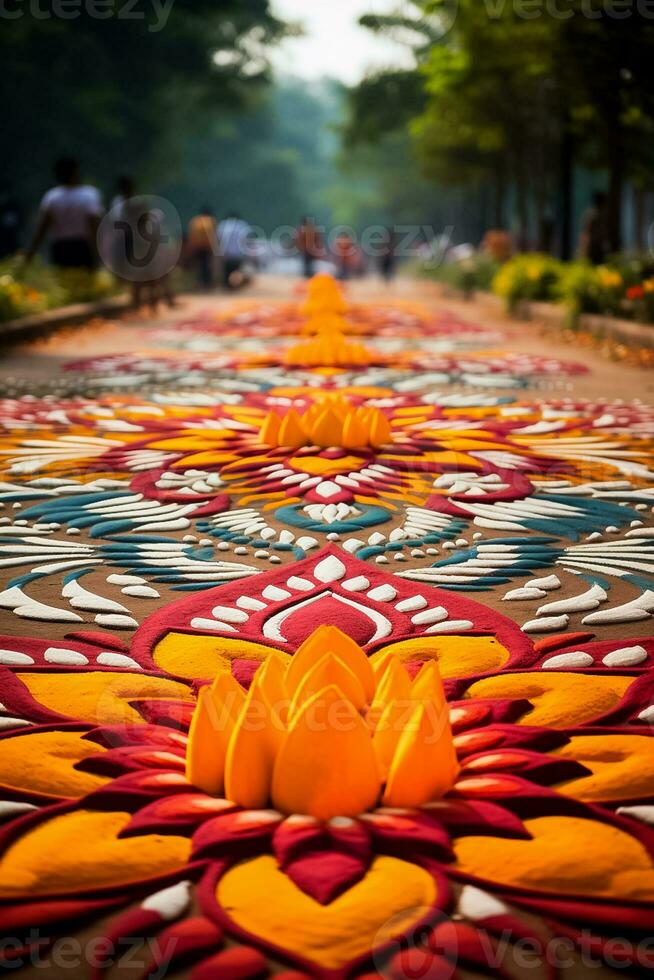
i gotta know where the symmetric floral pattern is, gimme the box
[1,281,653,978]
[0,551,653,978]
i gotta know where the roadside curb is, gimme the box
[0,295,131,344]
[436,286,654,349]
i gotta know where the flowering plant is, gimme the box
[0,274,46,321]
[492,253,564,311]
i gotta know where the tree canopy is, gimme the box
[348,0,654,253]
[0,1,287,208]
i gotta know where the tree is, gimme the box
[0,2,287,214]
[350,0,654,255]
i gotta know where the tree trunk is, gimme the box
[606,127,623,253]
[633,184,645,252]
[493,168,506,228]
[558,126,574,261]
[516,172,529,251]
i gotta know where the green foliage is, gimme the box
[559,264,628,321]
[0,258,117,322]
[0,3,287,211]
[558,255,654,323]
[343,71,427,147]
[159,79,346,231]
[426,254,500,294]
[0,275,47,322]
[493,254,565,311]
[354,0,654,248]
[490,252,654,324]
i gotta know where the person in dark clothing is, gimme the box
[580,191,610,265]
[296,217,323,278]
[0,184,22,258]
[187,206,218,288]
[378,227,397,282]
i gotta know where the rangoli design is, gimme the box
[0,276,653,979]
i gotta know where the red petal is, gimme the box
[191,947,268,980]
[193,810,283,859]
[284,849,368,904]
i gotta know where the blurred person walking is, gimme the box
[296,217,323,278]
[333,231,357,281]
[218,212,250,289]
[25,158,103,268]
[0,183,22,258]
[579,191,610,265]
[187,206,218,289]
[378,227,397,283]
[143,205,178,312]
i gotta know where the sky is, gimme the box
[270,0,413,85]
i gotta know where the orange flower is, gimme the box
[186,625,458,818]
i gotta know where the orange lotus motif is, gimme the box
[284,333,373,367]
[258,395,392,450]
[300,274,348,318]
[186,625,459,818]
[0,550,653,978]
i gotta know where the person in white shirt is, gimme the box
[25,158,104,269]
[218,212,251,288]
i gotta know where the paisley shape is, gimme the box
[453,815,654,900]
[0,730,107,799]
[217,854,437,970]
[0,810,191,897]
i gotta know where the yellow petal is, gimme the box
[259,411,281,446]
[0,810,190,898]
[186,686,231,795]
[224,681,283,809]
[217,854,436,971]
[383,703,459,808]
[554,734,654,803]
[372,700,405,779]
[369,657,412,730]
[370,412,391,447]
[342,413,368,449]
[16,671,193,726]
[286,625,375,701]
[376,657,412,702]
[465,673,633,729]
[153,633,291,682]
[210,670,246,720]
[453,816,654,900]
[254,653,288,717]
[272,685,381,819]
[310,407,344,447]
[278,410,307,448]
[0,730,107,800]
[372,651,395,684]
[289,652,367,719]
[411,660,446,710]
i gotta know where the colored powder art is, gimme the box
[0,275,653,979]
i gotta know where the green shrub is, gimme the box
[492,254,564,312]
[0,257,118,321]
[559,263,627,323]
[426,253,500,294]
[0,275,47,321]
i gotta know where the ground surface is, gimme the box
[0,275,652,980]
